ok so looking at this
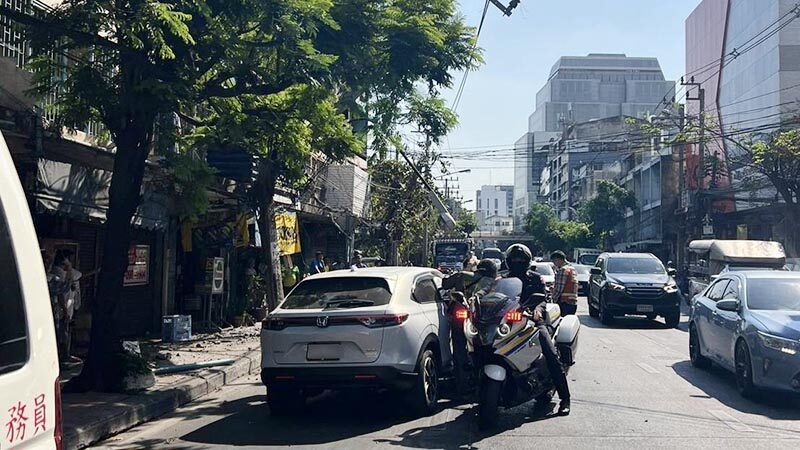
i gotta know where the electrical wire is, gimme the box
[451,0,491,113]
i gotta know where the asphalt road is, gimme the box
[91,300,800,450]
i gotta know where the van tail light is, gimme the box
[358,314,409,328]
[54,377,63,450]
[454,307,470,321]
[505,310,523,323]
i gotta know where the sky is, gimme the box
[437,0,702,210]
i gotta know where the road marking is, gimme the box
[709,409,754,432]
[636,362,660,374]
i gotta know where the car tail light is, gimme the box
[358,314,409,328]
[54,377,63,450]
[505,310,523,323]
[263,317,287,331]
[454,307,470,321]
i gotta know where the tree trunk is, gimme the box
[74,128,151,392]
[257,163,285,311]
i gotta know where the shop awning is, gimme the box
[34,159,170,230]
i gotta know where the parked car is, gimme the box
[589,253,681,327]
[0,131,63,450]
[689,271,800,397]
[572,264,592,295]
[261,267,450,416]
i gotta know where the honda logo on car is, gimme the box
[316,316,329,328]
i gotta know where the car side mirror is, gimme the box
[716,299,740,312]
[590,267,601,275]
[667,268,677,277]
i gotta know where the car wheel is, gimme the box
[409,348,440,416]
[599,293,614,326]
[735,341,758,399]
[588,300,599,318]
[267,386,304,416]
[664,310,680,328]
[689,325,711,369]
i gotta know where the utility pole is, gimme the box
[681,76,708,239]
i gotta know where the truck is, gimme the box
[573,248,602,266]
[432,238,474,273]
[686,239,786,299]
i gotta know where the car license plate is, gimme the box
[307,343,343,361]
[636,305,654,313]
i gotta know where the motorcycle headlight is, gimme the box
[608,282,626,292]
[758,331,800,355]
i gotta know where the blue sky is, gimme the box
[438,0,702,209]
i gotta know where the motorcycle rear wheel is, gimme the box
[478,377,502,429]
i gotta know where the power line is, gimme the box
[451,0,491,113]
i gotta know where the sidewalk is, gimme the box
[62,325,262,450]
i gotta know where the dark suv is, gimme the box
[589,253,681,327]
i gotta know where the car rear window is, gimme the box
[281,277,393,309]
[0,198,28,375]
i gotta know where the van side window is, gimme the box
[0,200,28,375]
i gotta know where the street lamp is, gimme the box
[433,168,471,180]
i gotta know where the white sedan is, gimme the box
[261,267,452,416]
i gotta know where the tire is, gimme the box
[599,293,614,326]
[689,325,711,369]
[664,310,680,328]
[409,348,440,416]
[534,391,553,409]
[478,376,502,429]
[267,386,304,416]
[588,301,599,318]
[735,341,758,399]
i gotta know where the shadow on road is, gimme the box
[671,360,800,420]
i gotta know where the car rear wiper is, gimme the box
[323,299,375,309]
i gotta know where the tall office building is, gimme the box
[686,0,800,241]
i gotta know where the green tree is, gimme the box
[456,211,478,236]
[553,221,596,254]
[4,0,477,391]
[523,204,562,253]
[579,180,636,247]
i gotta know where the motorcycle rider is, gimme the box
[504,244,571,415]
[442,259,499,396]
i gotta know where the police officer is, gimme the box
[504,244,571,415]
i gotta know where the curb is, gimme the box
[64,350,261,450]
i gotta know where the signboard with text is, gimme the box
[124,245,150,286]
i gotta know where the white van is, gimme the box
[0,130,62,449]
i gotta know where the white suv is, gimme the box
[261,267,451,415]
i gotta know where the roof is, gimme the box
[688,240,785,264]
[601,252,657,259]
[719,271,800,280]
[302,266,439,282]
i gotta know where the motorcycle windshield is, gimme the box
[474,278,522,345]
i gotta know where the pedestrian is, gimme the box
[351,250,367,269]
[310,251,325,274]
[282,255,300,292]
[51,250,81,363]
[551,250,579,316]
[462,251,478,272]
[322,256,332,272]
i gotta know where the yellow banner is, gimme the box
[275,212,301,256]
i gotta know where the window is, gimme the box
[413,278,438,304]
[281,277,392,309]
[707,280,731,301]
[494,198,499,210]
[721,280,739,300]
[0,198,27,375]
[746,278,800,311]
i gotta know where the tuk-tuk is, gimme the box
[686,239,786,298]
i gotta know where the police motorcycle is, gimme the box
[452,278,580,428]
